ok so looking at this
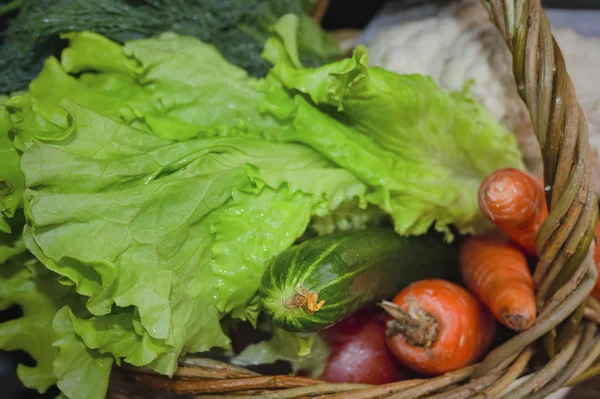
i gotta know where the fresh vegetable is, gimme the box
[0,16,524,399]
[232,326,330,378]
[478,168,548,255]
[0,0,340,93]
[263,33,525,238]
[260,229,458,333]
[459,234,536,331]
[382,279,496,376]
[0,254,86,394]
[320,309,403,384]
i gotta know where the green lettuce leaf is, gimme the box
[53,307,113,399]
[14,96,365,378]
[0,256,82,393]
[21,31,281,141]
[261,17,525,238]
[0,212,27,264]
[0,16,525,398]
[232,327,330,378]
[0,31,365,394]
[0,106,24,233]
[309,201,388,236]
[68,309,177,370]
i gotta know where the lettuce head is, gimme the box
[0,15,523,399]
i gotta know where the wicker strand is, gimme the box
[498,328,583,399]
[588,296,600,313]
[471,347,535,399]
[585,307,600,324]
[130,374,321,394]
[567,335,600,385]
[423,369,506,399]
[424,348,536,399]
[320,379,425,399]
[319,366,480,399]
[194,383,371,399]
[569,363,600,388]
[529,323,598,399]
[121,358,260,380]
[537,169,592,304]
[387,366,479,399]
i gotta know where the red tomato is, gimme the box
[319,309,404,384]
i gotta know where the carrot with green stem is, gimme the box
[478,168,548,256]
[460,233,537,331]
[381,279,496,376]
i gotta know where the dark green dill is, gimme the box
[0,0,339,93]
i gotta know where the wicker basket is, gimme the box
[107,1,600,398]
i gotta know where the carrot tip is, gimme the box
[502,312,534,331]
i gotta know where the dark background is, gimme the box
[321,0,600,30]
[2,0,600,398]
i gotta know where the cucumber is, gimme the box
[259,228,458,333]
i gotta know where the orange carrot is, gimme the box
[381,279,496,376]
[460,234,536,331]
[478,168,548,256]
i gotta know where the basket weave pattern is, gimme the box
[108,1,600,398]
